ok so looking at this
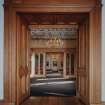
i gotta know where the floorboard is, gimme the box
[21,96,83,105]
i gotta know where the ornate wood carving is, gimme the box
[16,14,30,105]
[30,27,77,39]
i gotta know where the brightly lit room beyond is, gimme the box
[21,13,88,96]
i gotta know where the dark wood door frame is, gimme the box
[3,1,101,105]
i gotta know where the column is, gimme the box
[69,53,71,75]
[30,53,35,77]
[38,53,40,75]
[43,53,46,77]
[34,53,36,75]
[74,53,76,76]
[63,53,66,78]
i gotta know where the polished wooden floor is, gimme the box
[21,96,83,105]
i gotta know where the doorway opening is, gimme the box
[16,12,89,105]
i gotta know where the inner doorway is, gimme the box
[46,53,64,78]
[15,12,89,105]
[29,24,77,96]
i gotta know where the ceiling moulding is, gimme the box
[21,13,87,25]
[12,0,96,8]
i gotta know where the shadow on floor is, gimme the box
[30,77,76,96]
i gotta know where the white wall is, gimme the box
[0,0,4,100]
[102,0,105,102]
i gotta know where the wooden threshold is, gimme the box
[21,96,82,105]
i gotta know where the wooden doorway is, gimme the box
[4,1,101,105]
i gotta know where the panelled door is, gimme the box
[77,19,89,105]
[16,15,30,105]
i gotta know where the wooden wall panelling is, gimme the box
[21,23,25,67]
[22,22,30,103]
[16,14,30,105]
[85,19,89,102]
[3,0,101,105]
[16,14,21,105]
[89,7,101,104]
[24,19,30,103]
[77,18,89,105]
[84,20,89,104]
[4,5,10,103]
[21,22,27,101]
[9,9,17,104]
[26,27,31,97]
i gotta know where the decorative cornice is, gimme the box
[3,0,102,11]
[12,3,95,8]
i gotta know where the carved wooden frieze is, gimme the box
[29,26,78,39]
